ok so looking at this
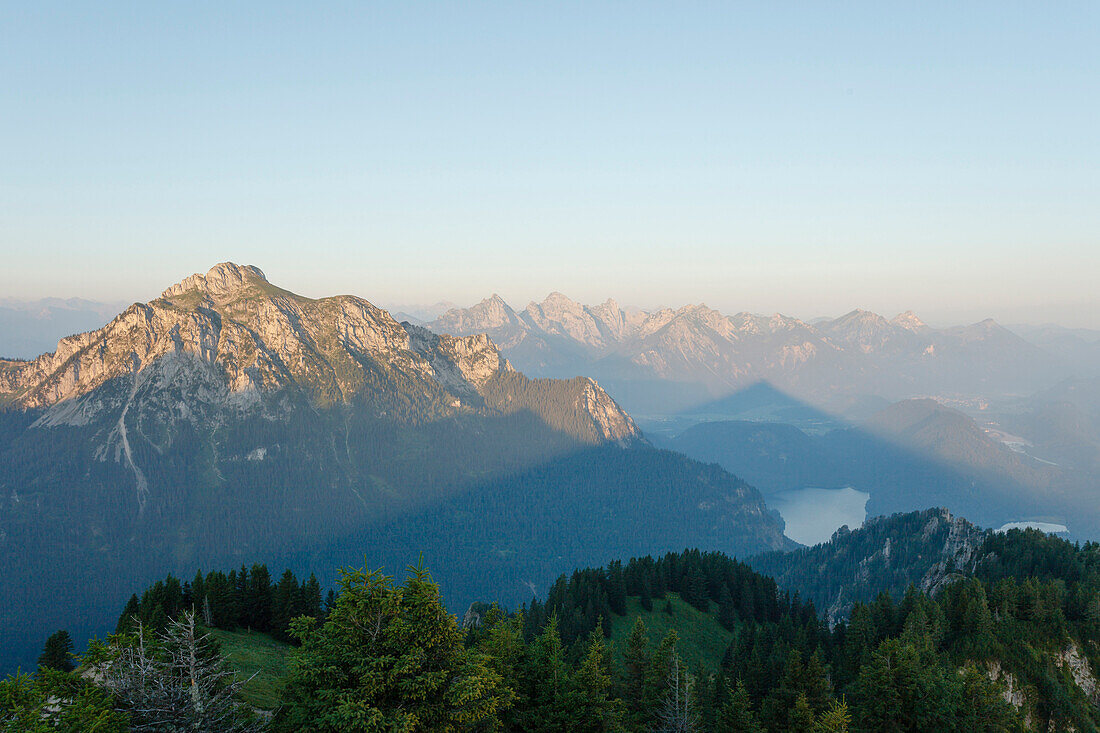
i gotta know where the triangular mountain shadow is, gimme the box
[676,380,841,424]
[666,389,1087,540]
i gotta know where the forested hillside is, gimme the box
[9,528,1100,731]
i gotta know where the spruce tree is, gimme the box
[850,636,953,732]
[275,560,509,732]
[814,699,852,733]
[715,679,764,733]
[622,616,650,726]
[570,624,625,731]
[761,648,805,731]
[37,630,75,673]
[643,629,679,725]
[191,570,206,615]
[802,649,833,714]
[717,584,739,631]
[685,567,708,611]
[639,580,654,612]
[515,614,573,732]
[789,692,817,731]
[0,668,129,731]
[270,569,299,642]
[246,563,272,631]
[300,573,323,617]
[476,608,525,724]
[841,603,876,684]
[116,595,141,634]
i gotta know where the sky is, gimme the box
[1,2,1098,327]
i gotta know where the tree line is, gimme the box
[524,549,817,648]
[115,564,326,643]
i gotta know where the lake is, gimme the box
[995,521,1069,534]
[770,487,870,546]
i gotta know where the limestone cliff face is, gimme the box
[986,642,1100,727]
[917,509,989,596]
[580,378,640,444]
[0,263,640,445]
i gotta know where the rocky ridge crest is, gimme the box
[0,264,639,445]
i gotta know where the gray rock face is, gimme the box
[1061,642,1100,707]
[581,378,640,444]
[986,642,1100,726]
[917,509,988,597]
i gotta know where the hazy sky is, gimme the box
[2,2,1098,326]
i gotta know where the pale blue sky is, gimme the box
[2,2,1098,326]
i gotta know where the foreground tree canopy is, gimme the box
[275,559,510,732]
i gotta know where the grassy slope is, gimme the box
[606,592,734,674]
[211,629,292,711]
[211,593,734,710]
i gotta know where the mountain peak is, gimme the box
[835,308,888,324]
[540,291,582,308]
[891,310,928,331]
[431,294,518,333]
[161,262,269,301]
[677,303,718,317]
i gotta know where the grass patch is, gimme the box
[607,593,734,674]
[211,629,293,711]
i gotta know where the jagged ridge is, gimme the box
[430,293,1062,412]
[0,263,639,445]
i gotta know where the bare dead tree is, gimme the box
[95,611,264,732]
[653,655,700,733]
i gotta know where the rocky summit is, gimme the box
[0,262,639,443]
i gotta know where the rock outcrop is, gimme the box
[749,508,990,627]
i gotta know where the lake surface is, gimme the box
[996,521,1069,534]
[770,487,870,546]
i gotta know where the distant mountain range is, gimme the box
[429,294,1095,415]
[0,297,127,359]
[7,290,1097,417]
[0,263,789,672]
